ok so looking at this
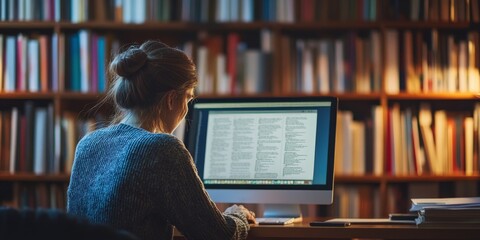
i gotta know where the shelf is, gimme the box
[381,21,474,29]
[2,21,476,31]
[387,93,480,100]
[279,21,476,30]
[384,175,480,182]
[336,175,480,183]
[2,92,479,101]
[276,92,382,101]
[196,92,480,101]
[0,92,56,100]
[335,175,383,183]
[332,93,382,101]
[0,21,56,30]
[59,21,198,31]
[58,21,275,31]
[59,92,105,100]
[279,22,383,31]
[0,173,70,182]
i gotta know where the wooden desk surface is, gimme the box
[249,219,479,239]
[175,218,480,240]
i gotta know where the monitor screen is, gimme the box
[185,96,337,216]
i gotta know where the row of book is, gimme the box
[0,183,67,209]
[0,0,57,22]
[2,0,478,23]
[287,33,383,94]
[386,103,480,176]
[2,28,479,95]
[335,107,384,176]
[63,31,112,93]
[331,185,381,218]
[0,102,55,174]
[388,0,480,22]
[0,103,105,174]
[385,30,480,94]
[186,29,480,95]
[0,32,113,93]
[187,30,273,95]
[0,34,57,93]
[334,103,480,176]
[283,29,480,94]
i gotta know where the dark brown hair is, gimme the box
[106,40,197,131]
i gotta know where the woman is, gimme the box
[67,40,256,240]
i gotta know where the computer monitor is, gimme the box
[184,96,338,219]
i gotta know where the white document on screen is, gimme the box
[203,110,317,183]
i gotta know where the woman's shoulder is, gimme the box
[146,134,193,165]
[78,124,188,158]
[149,134,188,157]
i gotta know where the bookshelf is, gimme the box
[1,0,480,218]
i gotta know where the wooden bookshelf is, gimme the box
[1,0,479,217]
[0,173,70,182]
[336,174,480,183]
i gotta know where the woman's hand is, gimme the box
[225,204,257,224]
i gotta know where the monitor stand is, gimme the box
[256,204,303,225]
[263,204,302,218]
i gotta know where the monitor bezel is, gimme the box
[184,96,338,192]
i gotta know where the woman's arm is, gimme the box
[153,136,250,240]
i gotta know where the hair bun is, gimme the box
[111,48,148,78]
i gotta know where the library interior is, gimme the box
[1,0,480,239]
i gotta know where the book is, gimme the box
[227,33,239,94]
[27,39,40,92]
[334,39,345,92]
[1,111,11,172]
[410,197,480,212]
[317,40,330,93]
[384,30,399,93]
[243,50,262,94]
[24,101,35,172]
[351,121,366,175]
[90,33,98,93]
[464,117,474,175]
[78,30,90,93]
[373,106,383,175]
[417,207,480,222]
[61,112,77,174]
[97,36,106,92]
[33,107,48,174]
[68,33,81,91]
[419,103,438,174]
[17,34,27,92]
[0,35,3,92]
[415,207,480,228]
[46,103,54,174]
[4,36,16,91]
[9,107,18,173]
[39,35,49,92]
[0,112,3,171]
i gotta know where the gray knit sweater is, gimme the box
[67,123,249,240]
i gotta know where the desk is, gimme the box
[248,220,479,239]
[175,218,480,240]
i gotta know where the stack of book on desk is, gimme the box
[410,197,480,228]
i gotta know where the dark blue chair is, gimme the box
[0,207,139,240]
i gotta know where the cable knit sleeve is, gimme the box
[152,135,250,240]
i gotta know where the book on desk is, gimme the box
[409,197,480,228]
